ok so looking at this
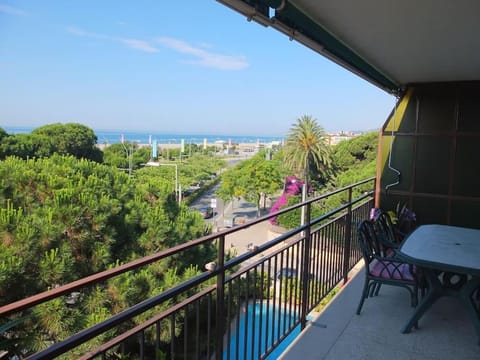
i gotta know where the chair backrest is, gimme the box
[357,220,384,263]
[373,211,399,249]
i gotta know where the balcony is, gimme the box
[281,264,479,360]
[1,177,479,359]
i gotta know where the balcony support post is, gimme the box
[343,187,353,284]
[215,234,226,359]
[300,201,312,330]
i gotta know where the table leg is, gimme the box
[459,276,480,343]
[401,269,442,334]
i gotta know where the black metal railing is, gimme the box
[0,177,375,359]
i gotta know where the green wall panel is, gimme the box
[458,85,480,131]
[379,82,480,227]
[380,135,414,192]
[379,195,410,214]
[414,136,451,194]
[451,200,480,229]
[397,97,417,133]
[417,88,456,133]
[412,197,448,225]
[453,137,480,197]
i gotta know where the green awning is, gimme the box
[218,0,400,93]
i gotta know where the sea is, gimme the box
[3,126,284,146]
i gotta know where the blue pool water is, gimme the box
[224,303,309,360]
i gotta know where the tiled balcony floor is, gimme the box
[281,263,479,360]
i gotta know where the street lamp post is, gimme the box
[144,161,180,204]
[159,164,180,203]
[159,163,179,204]
[121,142,134,178]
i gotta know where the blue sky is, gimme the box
[0,1,394,136]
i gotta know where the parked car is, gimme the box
[182,188,195,197]
[274,268,316,281]
[191,182,202,189]
[223,215,236,228]
[275,268,298,280]
[198,206,213,219]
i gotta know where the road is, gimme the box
[189,157,275,256]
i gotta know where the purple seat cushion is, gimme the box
[369,259,414,281]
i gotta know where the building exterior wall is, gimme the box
[376,82,480,228]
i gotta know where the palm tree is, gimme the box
[284,115,332,223]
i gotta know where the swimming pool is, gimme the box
[223,302,308,360]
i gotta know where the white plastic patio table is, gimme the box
[398,224,480,342]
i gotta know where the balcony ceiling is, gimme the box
[218,0,480,94]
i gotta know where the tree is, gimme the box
[283,116,332,225]
[0,155,216,356]
[0,133,36,159]
[332,131,378,172]
[283,115,332,187]
[0,123,103,161]
[321,131,379,211]
[0,128,7,142]
[32,123,103,161]
[239,155,283,216]
[103,142,151,171]
[217,151,284,216]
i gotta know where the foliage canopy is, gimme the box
[0,154,216,356]
[283,115,332,185]
[0,123,103,162]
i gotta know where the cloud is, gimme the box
[0,4,27,16]
[67,26,102,39]
[156,37,248,71]
[119,39,159,53]
[67,26,159,53]
[66,27,247,69]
